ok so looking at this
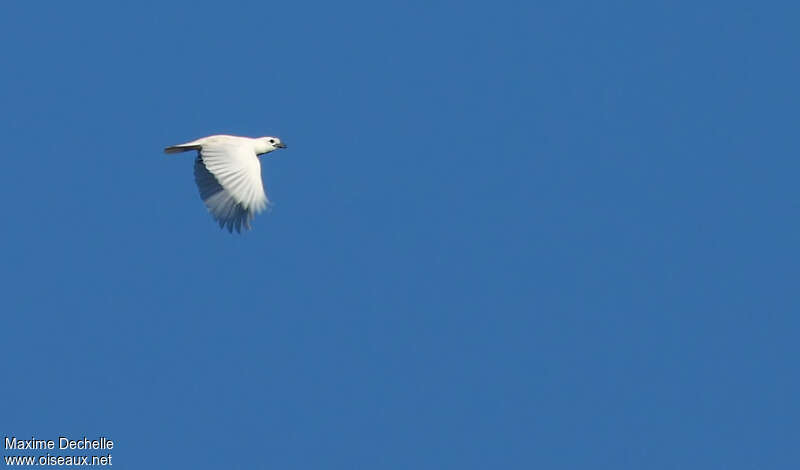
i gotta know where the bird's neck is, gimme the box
[253,138,272,155]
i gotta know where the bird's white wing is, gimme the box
[193,140,268,233]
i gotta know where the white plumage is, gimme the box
[164,134,287,233]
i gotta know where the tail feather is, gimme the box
[164,144,201,154]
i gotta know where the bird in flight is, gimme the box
[165,134,287,233]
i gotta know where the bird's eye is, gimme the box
[269,139,275,144]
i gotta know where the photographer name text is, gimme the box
[4,436,114,451]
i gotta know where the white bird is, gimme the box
[164,134,287,233]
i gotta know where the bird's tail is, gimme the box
[164,144,201,154]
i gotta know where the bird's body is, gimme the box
[165,134,287,233]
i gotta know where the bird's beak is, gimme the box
[276,143,287,149]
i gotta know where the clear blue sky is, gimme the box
[1,1,798,468]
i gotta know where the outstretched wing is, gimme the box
[193,141,268,233]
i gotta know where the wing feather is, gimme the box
[192,140,268,233]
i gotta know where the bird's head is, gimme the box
[256,136,287,155]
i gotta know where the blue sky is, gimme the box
[1,1,798,468]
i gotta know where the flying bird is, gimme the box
[165,134,287,233]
